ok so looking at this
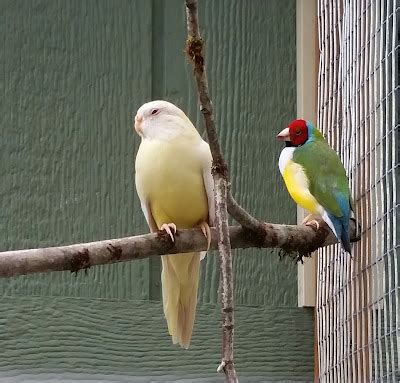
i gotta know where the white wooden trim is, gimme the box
[296,0,318,308]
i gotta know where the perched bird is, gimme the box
[134,100,214,348]
[277,119,352,254]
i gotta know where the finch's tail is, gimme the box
[340,226,351,255]
[324,211,352,255]
[161,252,200,349]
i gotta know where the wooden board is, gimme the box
[0,296,314,381]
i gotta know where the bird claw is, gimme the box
[303,216,320,231]
[199,222,211,251]
[160,223,177,242]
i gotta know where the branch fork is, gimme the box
[185,1,268,381]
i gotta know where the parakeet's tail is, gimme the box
[161,252,200,349]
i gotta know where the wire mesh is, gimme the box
[316,0,399,381]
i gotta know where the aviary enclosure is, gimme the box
[316,0,399,381]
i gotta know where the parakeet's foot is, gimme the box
[160,223,177,242]
[198,221,211,251]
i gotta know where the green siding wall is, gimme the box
[0,0,153,301]
[0,0,313,381]
[0,296,313,382]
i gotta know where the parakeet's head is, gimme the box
[134,100,195,140]
[276,119,312,147]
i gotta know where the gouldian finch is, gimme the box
[277,119,352,254]
[134,100,214,348]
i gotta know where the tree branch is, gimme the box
[185,1,263,234]
[226,192,265,232]
[0,216,360,278]
[185,0,228,178]
[185,1,238,380]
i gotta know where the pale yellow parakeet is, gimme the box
[134,100,214,349]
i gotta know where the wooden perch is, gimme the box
[0,216,360,279]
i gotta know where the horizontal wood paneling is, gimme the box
[0,296,313,381]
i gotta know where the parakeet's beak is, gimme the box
[276,128,290,141]
[135,115,143,135]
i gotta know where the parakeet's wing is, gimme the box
[140,200,158,233]
[199,140,215,226]
[199,140,214,260]
[294,140,350,218]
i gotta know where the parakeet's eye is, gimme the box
[151,109,159,116]
[296,130,301,135]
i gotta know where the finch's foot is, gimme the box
[198,221,211,251]
[302,215,320,231]
[160,223,177,242]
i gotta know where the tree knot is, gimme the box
[70,248,91,275]
[185,36,204,68]
[107,244,122,261]
[212,157,229,179]
[186,0,196,11]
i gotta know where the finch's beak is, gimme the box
[135,115,143,135]
[276,127,290,141]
